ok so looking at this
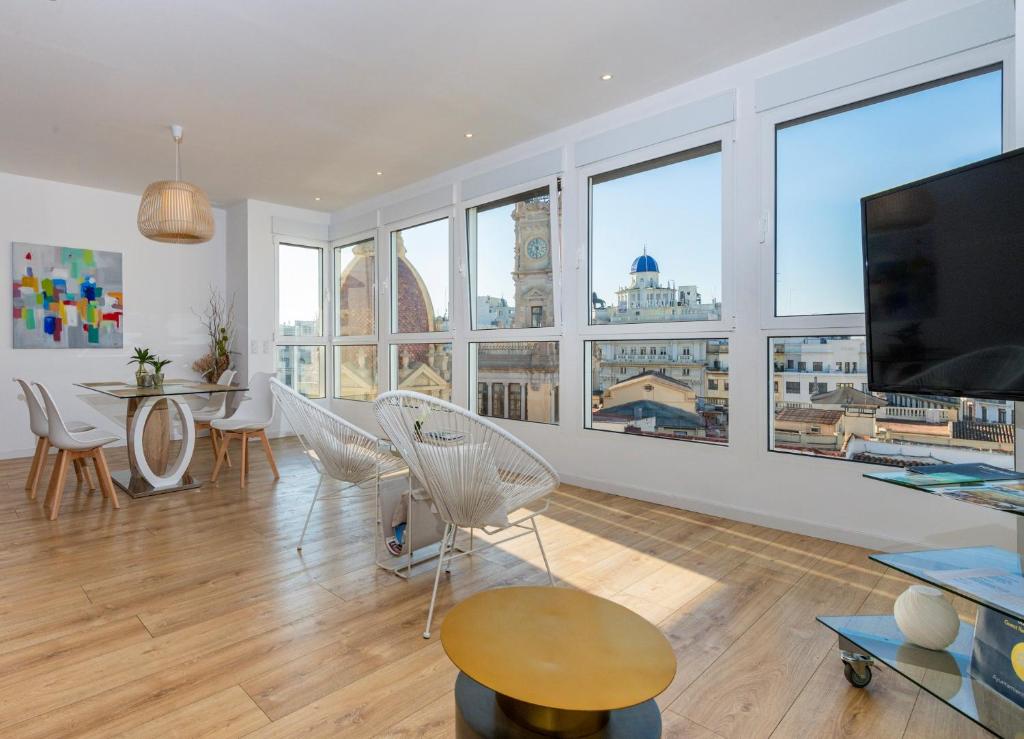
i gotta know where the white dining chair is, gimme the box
[373,390,559,638]
[35,383,120,520]
[193,369,237,465]
[269,377,407,550]
[210,372,279,488]
[14,378,96,499]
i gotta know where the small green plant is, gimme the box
[127,347,154,367]
[150,358,172,374]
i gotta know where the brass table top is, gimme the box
[440,586,676,712]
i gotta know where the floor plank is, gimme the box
[0,439,992,737]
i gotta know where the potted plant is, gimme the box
[191,287,237,382]
[150,357,172,387]
[128,347,155,387]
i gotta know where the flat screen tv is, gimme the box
[862,147,1024,401]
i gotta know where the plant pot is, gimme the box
[135,368,149,387]
[152,372,164,387]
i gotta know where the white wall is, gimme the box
[313,0,1018,551]
[0,171,226,458]
[225,199,329,430]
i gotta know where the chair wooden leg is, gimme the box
[72,458,83,485]
[26,436,49,499]
[239,432,248,488]
[210,432,230,482]
[222,430,232,468]
[92,449,119,509]
[258,430,280,480]
[46,450,70,521]
[79,458,93,491]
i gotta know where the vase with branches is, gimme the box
[191,286,237,382]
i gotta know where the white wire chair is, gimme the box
[373,389,560,638]
[269,377,407,550]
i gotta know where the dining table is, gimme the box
[75,379,246,498]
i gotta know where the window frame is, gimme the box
[583,335,730,447]
[461,176,564,341]
[388,340,454,402]
[577,125,735,338]
[384,209,455,339]
[467,340,561,426]
[274,236,330,400]
[332,230,378,341]
[758,43,1012,331]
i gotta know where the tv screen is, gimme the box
[862,148,1024,401]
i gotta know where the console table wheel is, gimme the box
[843,661,872,688]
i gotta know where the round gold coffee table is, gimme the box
[441,586,676,738]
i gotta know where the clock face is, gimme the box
[526,237,548,260]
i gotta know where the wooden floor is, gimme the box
[0,439,990,738]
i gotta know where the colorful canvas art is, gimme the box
[12,243,123,349]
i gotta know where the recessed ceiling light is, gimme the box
[464,132,474,139]
[314,196,321,201]
[601,73,613,81]
[376,170,383,176]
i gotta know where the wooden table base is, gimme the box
[454,674,661,738]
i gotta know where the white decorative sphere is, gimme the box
[893,585,960,651]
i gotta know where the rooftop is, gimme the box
[775,408,844,425]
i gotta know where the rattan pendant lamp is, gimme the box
[137,124,215,244]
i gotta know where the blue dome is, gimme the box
[630,254,659,274]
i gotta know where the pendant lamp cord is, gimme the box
[175,136,181,181]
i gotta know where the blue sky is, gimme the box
[591,151,722,308]
[776,69,1002,316]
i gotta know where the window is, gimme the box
[335,237,375,337]
[491,383,505,418]
[470,342,559,424]
[586,339,728,444]
[812,362,823,372]
[334,345,377,401]
[391,218,449,334]
[477,382,489,416]
[590,143,722,325]
[275,345,326,399]
[508,384,523,420]
[277,242,326,399]
[775,68,1002,316]
[785,381,801,394]
[770,336,1013,467]
[391,343,452,401]
[468,187,554,330]
[277,243,323,338]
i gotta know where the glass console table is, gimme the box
[819,546,1024,737]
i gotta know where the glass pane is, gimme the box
[471,342,559,424]
[468,188,554,329]
[590,144,722,325]
[335,238,375,337]
[391,343,452,401]
[275,345,326,399]
[770,336,1013,466]
[587,339,728,444]
[334,344,377,401]
[278,243,323,337]
[775,68,1002,316]
[391,218,449,333]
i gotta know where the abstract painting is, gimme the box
[12,243,123,349]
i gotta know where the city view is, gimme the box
[772,336,1014,467]
[589,338,728,444]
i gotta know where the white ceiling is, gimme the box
[0,0,903,211]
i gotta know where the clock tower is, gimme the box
[511,196,554,328]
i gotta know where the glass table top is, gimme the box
[872,547,1024,622]
[76,380,246,399]
[819,614,1022,737]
